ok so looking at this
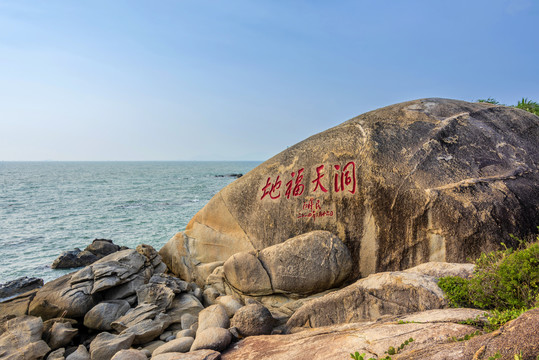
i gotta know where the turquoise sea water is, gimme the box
[0,161,260,284]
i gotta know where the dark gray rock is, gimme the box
[230,304,274,337]
[85,239,120,257]
[0,276,43,300]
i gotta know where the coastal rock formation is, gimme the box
[223,231,352,297]
[29,247,164,320]
[221,308,497,360]
[286,270,447,329]
[160,98,539,286]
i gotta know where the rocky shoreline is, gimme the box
[2,98,538,359]
[1,236,538,360]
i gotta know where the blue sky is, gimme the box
[0,0,537,161]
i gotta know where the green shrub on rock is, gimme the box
[440,238,539,311]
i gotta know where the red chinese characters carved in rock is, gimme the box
[260,175,282,200]
[311,165,328,193]
[285,168,305,199]
[334,161,357,194]
[260,162,357,200]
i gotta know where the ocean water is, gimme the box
[0,161,260,284]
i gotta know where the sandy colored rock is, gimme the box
[111,303,160,332]
[84,300,131,331]
[398,308,539,359]
[215,295,243,318]
[136,283,175,311]
[28,273,96,320]
[47,347,65,360]
[191,327,232,352]
[160,98,539,286]
[48,321,78,350]
[89,332,135,360]
[153,337,195,355]
[120,312,172,345]
[151,349,221,360]
[404,261,475,279]
[0,315,51,360]
[110,348,148,360]
[221,313,478,360]
[197,304,229,333]
[166,293,204,324]
[0,289,37,317]
[224,231,351,296]
[287,270,446,329]
[65,345,90,360]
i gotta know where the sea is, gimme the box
[0,161,260,285]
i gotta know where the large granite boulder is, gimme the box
[223,231,351,296]
[160,98,539,286]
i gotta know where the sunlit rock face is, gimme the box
[160,98,539,285]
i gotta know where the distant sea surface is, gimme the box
[0,161,260,284]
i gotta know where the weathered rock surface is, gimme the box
[30,246,162,320]
[136,283,175,311]
[28,273,96,320]
[0,277,43,300]
[110,348,148,360]
[197,304,230,333]
[0,315,51,360]
[215,296,243,318]
[48,321,78,350]
[151,349,221,360]
[119,312,172,345]
[224,231,351,296]
[153,337,195,355]
[222,308,495,360]
[65,345,90,360]
[287,270,446,329]
[231,303,275,337]
[0,290,38,317]
[160,98,539,286]
[191,327,232,352]
[403,261,475,279]
[84,300,131,331]
[89,332,135,360]
[397,308,539,359]
[47,347,66,360]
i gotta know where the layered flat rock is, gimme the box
[286,271,446,329]
[160,98,539,286]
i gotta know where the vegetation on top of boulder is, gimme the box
[477,97,539,116]
[439,232,539,330]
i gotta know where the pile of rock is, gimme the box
[0,243,282,360]
[51,239,126,269]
